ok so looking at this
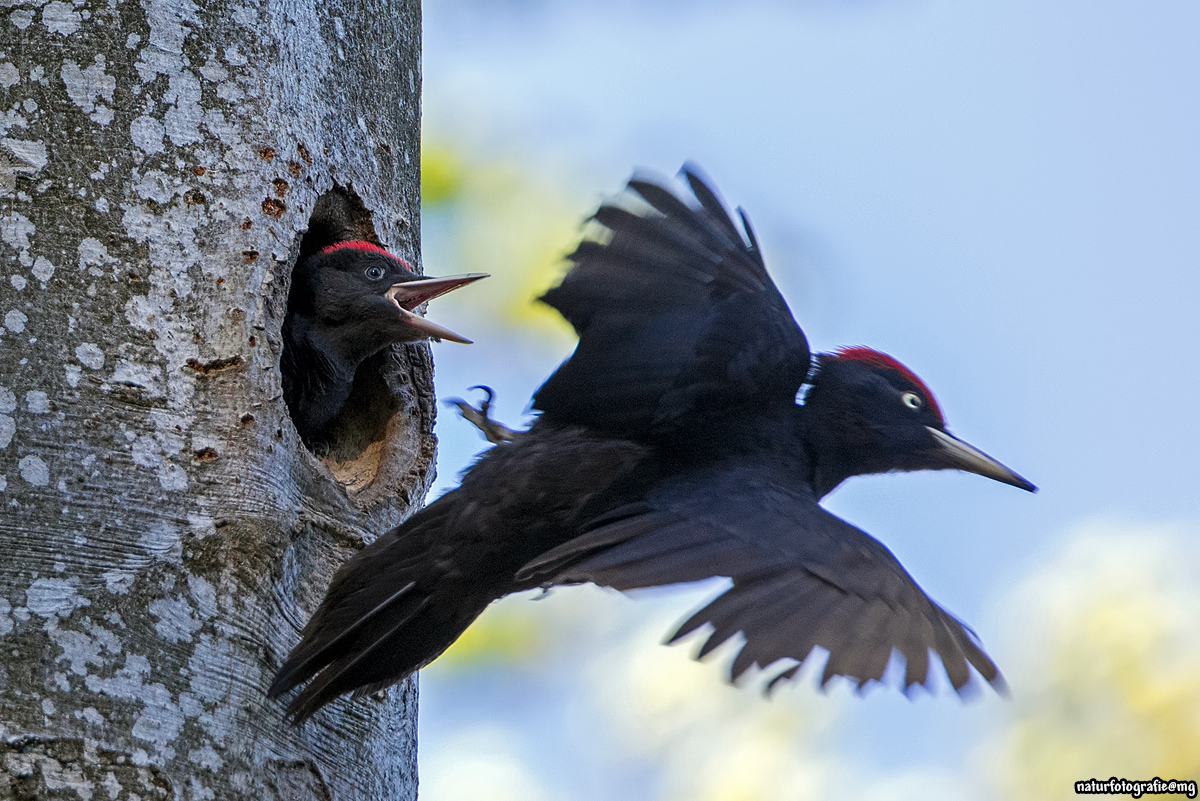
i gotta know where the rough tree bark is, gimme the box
[0,0,428,797]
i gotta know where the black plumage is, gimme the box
[270,165,1034,722]
[281,241,486,444]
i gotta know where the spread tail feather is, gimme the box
[268,580,417,703]
[280,595,434,724]
[269,500,492,724]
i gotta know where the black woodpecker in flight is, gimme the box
[281,240,486,445]
[270,166,1035,722]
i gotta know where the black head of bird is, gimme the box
[803,347,1035,498]
[289,241,486,351]
[281,240,486,444]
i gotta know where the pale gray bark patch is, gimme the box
[0,0,426,797]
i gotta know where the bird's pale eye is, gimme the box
[365,265,386,281]
[901,391,923,410]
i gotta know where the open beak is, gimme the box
[926,427,1037,492]
[384,273,488,344]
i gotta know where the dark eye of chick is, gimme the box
[365,265,386,281]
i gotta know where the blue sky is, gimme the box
[415,2,1200,797]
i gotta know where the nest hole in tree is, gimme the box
[284,186,433,498]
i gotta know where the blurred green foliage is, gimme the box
[423,144,467,207]
[420,135,587,341]
[434,601,547,671]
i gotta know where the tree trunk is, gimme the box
[0,0,426,797]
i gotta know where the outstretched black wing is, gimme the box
[533,165,811,439]
[518,462,1002,694]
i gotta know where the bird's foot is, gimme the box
[446,385,522,444]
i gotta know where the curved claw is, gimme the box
[467,385,496,412]
[446,386,521,444]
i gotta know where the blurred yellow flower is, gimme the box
[989,521,1200,800]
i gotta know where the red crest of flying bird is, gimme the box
[270,164,1036,722]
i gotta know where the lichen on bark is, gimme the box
[0,0,427,797]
